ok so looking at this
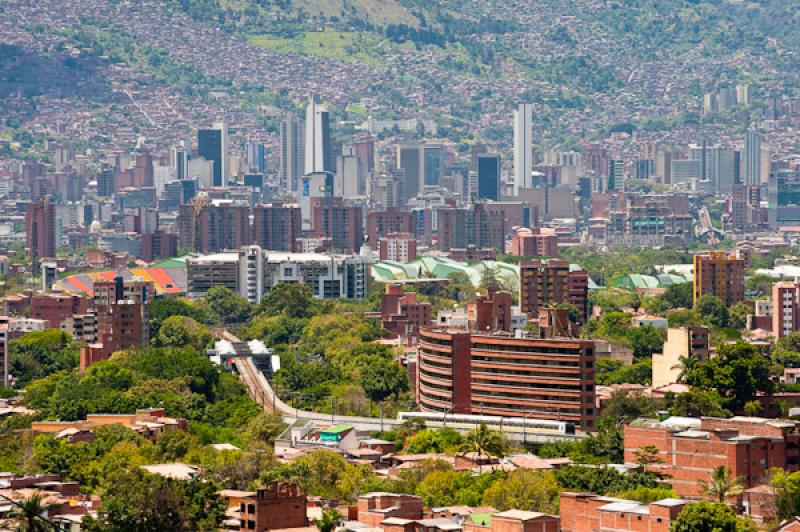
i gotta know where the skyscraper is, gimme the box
[607,159,625,192]
[513,103,533,193]
[423,143,444,187]
[280,113,305,192]
[26,197,56,268]
[745,129,761,185]
[477,154,500,201]
[253,204,302,252]
[396,141,422,206]
[198,121,228,187]
[304,96,333,175]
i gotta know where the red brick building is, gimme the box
[30,293,91,328]
[560,492,687,532]
[26,197,56,267]
[519,260,589,323]
[141,231,178,262]
[253,204,302,252]
[178,200,251,253]
[692,251,745,306]
[418,328,596,430]
[624,416,800,498]
[467,288,513,333]
[236,482,308,531]
[310,197,364,254]
[368,207,416,245]
[381,284,432,340]
[511,228,558,258]
[379,233,417,263]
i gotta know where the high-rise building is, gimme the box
[141,231,178,262]
[367,207,416,245]
[378,233,417,262]
[97,165,115,198]
[198,121,228,187]
[692,251,745,306]
[310,197,364,254]
[772,282,800,339]
[132,151,154,188]
[477,154,500,201]
[744,129,761,185]
[397,141,422,206]
[351,135,375,174]
[423,143,444,187]
[519,260,589,322]
[26,197,56,268]
[171,140,190,180]
[418,328,596,430]
[304,95,333,175]
[513,103,533,192]
[245,141,266,173]
[178,200,251,253]
[511,228,558,258]
[607,159,625,192]
[253,204,302,252]
[437,202,504,252]
[280,113,305,192]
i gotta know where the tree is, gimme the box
[693,295,729,328]
[404,429,463,454]
[698,466,745,503]
[205,287,254,323]
[314,508,342,532]
[601,390,664,421]
[668,389,731,418]
[686,341,773,412]
[359,357,408,402]
[663,282,693,309]
[666,309,707,328]
[771,469,800,522]
[633,445,663,466]
[259,283,317,318]
[463,424,506,470]
[155,316,212,351]
[242,412,287,445]
[671,501,737,532]
[629,325,665,360]
[671,353,701,383]
[9,493,61,532]
[87,469,193,531]
[482,470,560,513]
[10,329,79,386]
[729,303,751,330]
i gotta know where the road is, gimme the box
[232,355,583,444]
[222,325,583,443]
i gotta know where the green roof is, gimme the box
[470,514,493,526]
[322,425,353,434]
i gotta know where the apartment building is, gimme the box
[187,246,369,303]
[519,260,590,323]
[418,328,596,430]
[693,251,745,306]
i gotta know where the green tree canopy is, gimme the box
[482,469,559,513]
[670,501,737,532]
[155,316,212,351]
[693,294,729,328]
[686,341,773,413]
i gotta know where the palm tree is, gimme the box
[8,493,60,532]
[672,353,700,383]
[698,466,746,503]
[464,423,504,472]
[314,507,342,532]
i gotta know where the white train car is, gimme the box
[396,411,575,435]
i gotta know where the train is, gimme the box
[396,411,576,435]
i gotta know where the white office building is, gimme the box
[513,103,533,193]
